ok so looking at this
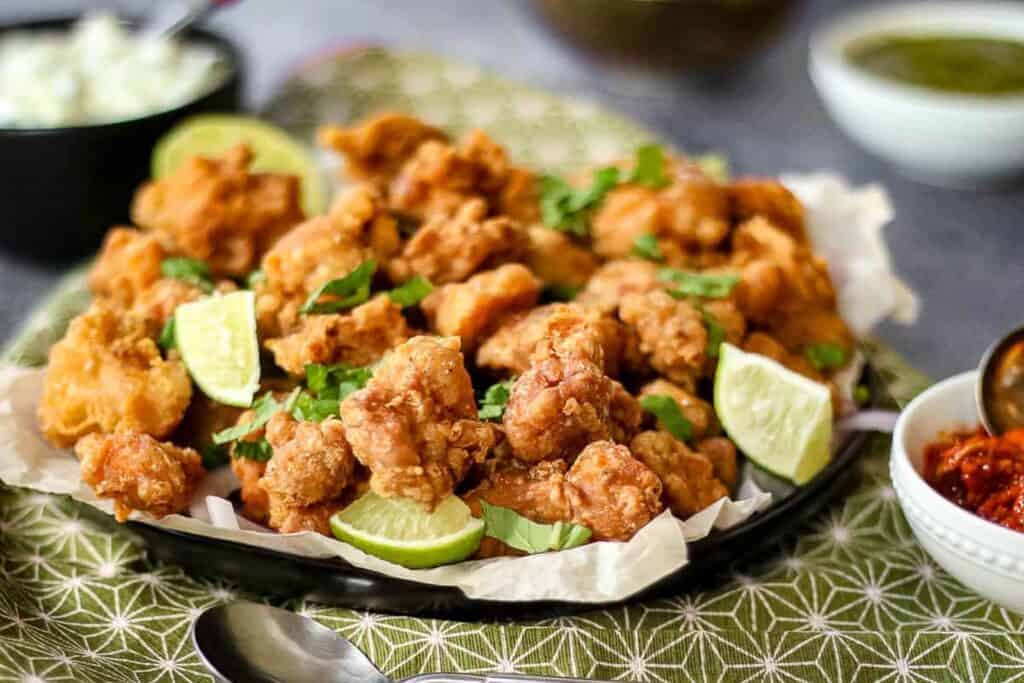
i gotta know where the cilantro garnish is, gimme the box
[234,439,274,462]
[158,316,176,352]
[539,166,620,237]
[631,233,663,262]
[161,257,214,292]
[854,385,871,405]
[805,343,848,371]
[387,276,433,307]
[659,268,739,299]
[212,390,298,445]
[478,379,514,420]
[300,260,376,315]
[304,363,372,401]
[199,442,229,469]
[480,501,591,554]
[628,144,670,188]
[639,394,693,442]
[702,310,725,359]
[290,392,341,422]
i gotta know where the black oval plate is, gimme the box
[104,365,886,620]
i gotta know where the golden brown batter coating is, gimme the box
[575,259,661,315]
[629,430,728,519]
[609,380,644,445]
[523,226,599,291]
[75,431,204,522]
[619,289,708,389]
[266,295,410,376]
[695,436,739,490]
[131,144,304,277]
[267,497,347,535]
[339,336,495,508]
[88,227,166,308]
[318,112,447,184]
[386,198,528,285]
[421,263,540,349]
[728,178,807,243]
[38,303,192,447]
[261,413,355,508]
[637,379,720,441]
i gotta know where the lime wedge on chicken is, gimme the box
[714,342,832,484]
[174,291,261,408]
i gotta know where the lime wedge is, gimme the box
[174,291,260,408]
[714,342,832,485]
[330,492,484,569]
[152,114,327,216]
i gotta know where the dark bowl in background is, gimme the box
[0,17,243,261]
[530,0,801,71]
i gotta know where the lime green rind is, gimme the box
[331,515,484,569]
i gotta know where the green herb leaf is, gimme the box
[478,379,514,420]
[199,442,230,469]
[639,394,693,442]
[387,276,433,307]
[540,283,581,303]
[290,392,340,422]
[158,316,176,352]
[630,233,663,262]
[233,439,274,462]
[629,144,670,188]
[659,269,739,299]
[246,269,266,289]
[212,393,282,445]
[702,310,725,359]
[304,363,373,401]
[805,343,848,371]
[480,501,592,554]
[854,385,870,405]
[539,166,620,237]
[300,260,376,315]
[161,257,214,292]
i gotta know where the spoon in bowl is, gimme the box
[192,601,609,683]
[977,324,1024,435]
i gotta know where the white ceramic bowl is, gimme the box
[891,371,1024,613]
[810,2,1024,186]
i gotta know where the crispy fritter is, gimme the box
[318,112,448,184]
[261,413,355,508]
[638,379,720,440]
[421,264,540,349]
[386,198,528,285]
[463,459,573,525]
[619,289,707,389]
[38,303,192,447]
[88,227,166,308]
[131,144,304,277]
[743,331,824,383]
[729,178,806,242]
[502,355,614,463]
[695,436,739,490]
[630,430,728,519]
[609,380,644,444]
[267,497,347,535]
[524,226,599,291]
[770,307,854,362]
[173,394,243,453]
[266,295,410,376]
[575,259,661,315]
[75,432,203,522]
[232,455,270,525]
[339,336,495,508]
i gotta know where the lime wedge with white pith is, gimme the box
[151,114,327,216]
[714,342,832,485]
[330,492,484,569]
[174,291,260,408]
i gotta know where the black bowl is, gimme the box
[0,17,244,261]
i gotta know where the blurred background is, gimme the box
[0,0,1020,381]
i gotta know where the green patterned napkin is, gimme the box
[3,48,1019,683]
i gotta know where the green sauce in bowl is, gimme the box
[846,34,1024,96]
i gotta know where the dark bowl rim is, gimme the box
[0,15,243,135]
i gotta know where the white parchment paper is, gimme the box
[0,173,914,603]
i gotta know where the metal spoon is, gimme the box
[977,324,1024,435]
[141,0,238,40]
[192,602,611,683]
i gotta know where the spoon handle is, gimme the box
[404,674,614,682]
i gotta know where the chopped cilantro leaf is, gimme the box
[631,233,663,262]
[481,501,591,553]
[212,392,282,444]
[478,379,514,421]
[854,385,871,405]
[158,316,176,352]
[659,269,739,299]
[639,394,693,442]
[304,363,372,401]
[290,392,340,422]
[234,439,273,462]
[629,144,670,188]
[199,442,229,469]
[539,166,620,236]
[702,310,725,359]
[161,257,214,292]
[387,276,433,307]
[300,260,376,315]
[805,343,848,371]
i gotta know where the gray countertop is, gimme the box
[1,0,1020,380]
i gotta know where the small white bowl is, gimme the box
[810,2,1024,186]
[891,371,1024,613]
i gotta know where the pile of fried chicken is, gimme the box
[36,112,853,559]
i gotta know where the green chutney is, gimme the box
[845,34,1024,96]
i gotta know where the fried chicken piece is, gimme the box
[502,355,614,463]
[590,185,661,260]
[497,167,540,224]
[131,144,304,277]
[609,381,643,444]
[476,303,628,377]
[524,226,599,291]
[318,112,448,184]
[267,497,347,535]
[131,278,206,326]
[743,332,828,385]
[173,394,243,453]
[261,413,355,509]
[729,178,806,243]
[695,436,739,490]
[88,227,166,308]
[421,264,540,349]
[638,379,720,440]
[575,259,661,315]
[266,295,410,375]
[463,442,662,544]
[630,431,728,519]
[339,336,495,508]
[38,303,192,447]
[730,258,785,325]
[75,432,204,522]
[386,198,528,285]
[770,307,854,362]
[228,403,278,524]
[256,184,399,337]
[619,289,708,389]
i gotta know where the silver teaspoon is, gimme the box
[977,324,1024,435]
[192,602,615,683]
